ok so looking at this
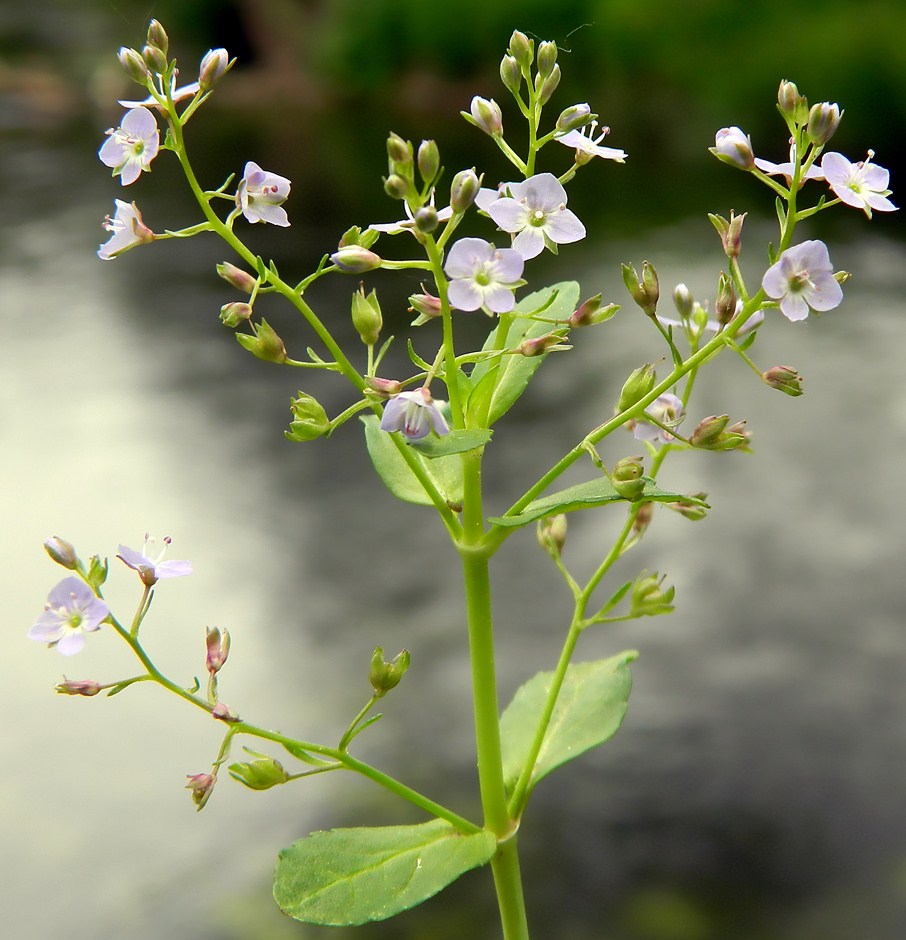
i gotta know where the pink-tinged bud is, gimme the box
[762,365,804,397]
[621,262,659,316]
[118,46,150,84]
[537,63,561,105]
[807,101,842,145]
[450,168,480,213]
[205,627,231,675]
[235,319,287,363]
[146,19,169,56]
[408,290,443,320]
[556,102,593,134]
[219,302,253,327]
[185,772,216,811]
[612,455,646,501]
[516,332,571,357]
[216,261,257,293]
[212,701,240,722]
[330,246,382,274]
[417,139,440,186]
[537,514,567,559]
[56,678,102,697]
[469,96,503,137]
[712,127,755,170]
[500,54,522,95]
[715,272,737,325]
[632,501,654,535]
[369,646,411,696]
[709,211,746,258]
[664,493,710,521]
[365,376,404,398]
[141,43,168,75]
[199,48,233,91]
[536,41,558,79]
[286,390,330,442]
[690,414,750,451]
[673,283,694,319]
[508,30,534,68]
[569,293,601,326]
[44,536,78,569]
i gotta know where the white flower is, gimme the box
[98,107,160,185]
[754,141,825,184]
[761,240,843,322]
[235,161,291,226]
[118,75,201,110]
[555,120,627,163]
[380,388,450,441]
[98,200,155,260]
[713,126,755,170]
[28,578,109,656]
[485,173,586,260]
[118,535,193,586]
[821,151,897,218]
[443,237,524,313]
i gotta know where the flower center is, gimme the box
[788,270,813,294]
[530,209,547,227]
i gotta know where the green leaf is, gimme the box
[274,819,496,925]
[467,282,579,426]
[500,651,638,794]
[488,478,708,528]
[411,428,492,457]
[362,415,463,506]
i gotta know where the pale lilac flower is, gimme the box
[98,199,155,260]
[98,108,160,185]
[118,534,193,586]
[486,173,585,260]
[369,199,453,235]
[235,161,291,226]
[555,120,627,163]
[761,240,843,322]
[118,75,201,110]
[474,181,515,213]
[380,387,450,441]
[713,126,755,170]
[634,393,685,445]
[754,141,825,184]
[821,151,897,218]
[444,237,524,313]
[28,577,109,656]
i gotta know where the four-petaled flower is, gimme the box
[761,240,843,322]
[98,108,160,185]
[444,237,524,313]
[821,151,897,218]
[380,387,450,441]
[118,534,193,586]
[28,577,109,656]
[754,142,825,185]
[555,120,627,163]
[235,161,291,227]
[484,173,586,260]
[634,393,686,445]
[98,199,155,260]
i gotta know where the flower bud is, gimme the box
[807,101,842,145]
[673,283,694,319]
[612,455,646,501]
[285,391,331,442]
[219,301,253,327]
[568,293,603,326]
[417,139,440,186]
[365,377,404,398]
[536,41,558,79]
[777,80,803,118]
[715,272,737,325]
[386,132,413,173]
[330,245,382,274]
[500,54,522,95]
[351,286,383,346]
[630,571,675,617]
[709,211,746,258]
[469,96,503,137]
[217,261,257,293]
[408,290,443,321]
[508,30,533,68]
[236,319,287,363]
[516,331,570,357]
[556,103,593,134]
[450,167,480,213]
[632,501,654,536]
[212,701,240,722]
[56,678,102,697]
[537,64,561,105]
[664,493,710,521]
[86,554,109,590]
[369,647,411,696]
[141,43,168,75]
[690,414,750,451]
[199,48,233,92]
[146,19,169,56]
[44,536,78,569]
[117,47,150,84]
[383,174,409,200]
[414,206,438,234]
[621,261,659,316]
[228,754,290,790]
[712,126,755,170]
[762,365,804,396]
[616,363,657,413]
[205,627,231,675]
[186,772,216,811]
[537,514,568,559]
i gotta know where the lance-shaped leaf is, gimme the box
[488,478,708,528]
[362,415,462,506]
[500,651,638,794]
[274,819,496,925]
[467,282,579,426]
[411,428,492,458]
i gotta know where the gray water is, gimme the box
[2,134,906,939]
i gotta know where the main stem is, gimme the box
[460,451,530,939]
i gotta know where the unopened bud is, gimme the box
[414,206,438,234]
[664,493,710,521]
[777,80,803,118]
[632,501,654,536]
[536,41,558,79]
[205,627,231,675]
[417,139,440,186]
[630,571,675,617]
[217,261,257,293]
[709,211,746,258]
[199,48,233,92]
[556,102,593,134]
[537,514,568,559]
[386,132,413,172]
[235,319,287,363]
[408,290,443,321]
[807,101,842,145]
[228,753,290,790]
[500,54,522,95]
[616,363,657,413]
[369,647,411,696]
[450,167,480,213]
[117,47,150,84]
[56,678,102,697]
[621,262,659,316]
[44,536,78,569]
[383,174,409,200]
[712,126,755,170]
[469,96,503,137]
[516,331,570,357]
[146,19,169,56]
[219,301,253,327]
[568,293,606,327]
[365,377,404,398]
[508,30,533,68]
[612,455,646,501]
[351,286,382,346]
[330,245,382,274]
[673,283,694,319]
[141,43,168,75]
[715,272,737,325]
[286,391,330,442]
[212,701,240,722]
[690,414,750,451]
[537,63,561,105]
[762,365,804,397]
[185,773,216,811]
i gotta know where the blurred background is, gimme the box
[2,1,905,938]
